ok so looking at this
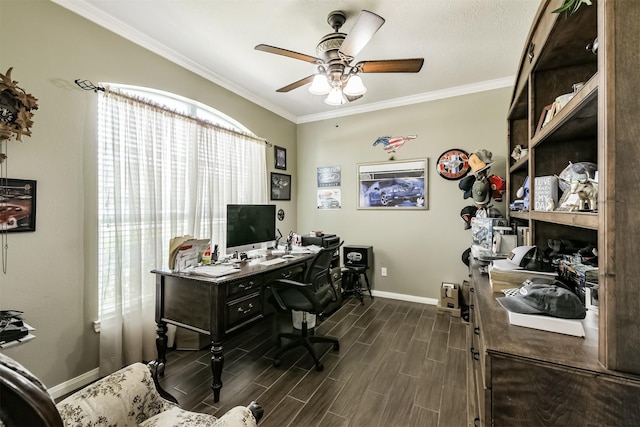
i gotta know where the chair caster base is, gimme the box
[315,363,324,372]
[274,359,281,367]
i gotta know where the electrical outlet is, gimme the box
[381,267,387,277]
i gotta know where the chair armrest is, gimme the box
[56,363,175,426]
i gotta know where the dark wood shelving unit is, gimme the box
[468,1,640,425]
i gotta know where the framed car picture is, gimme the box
[357,159,428,209]
[0,178,37,232]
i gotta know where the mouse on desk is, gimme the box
[282,254,295,259]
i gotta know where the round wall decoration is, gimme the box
[436,149,470,180]
[277,208,285,221]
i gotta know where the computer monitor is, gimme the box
[226,204,276,255]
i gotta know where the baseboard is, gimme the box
[371,290,438,306]
[48,367,101,400]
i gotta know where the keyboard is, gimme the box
[259,258,287,266]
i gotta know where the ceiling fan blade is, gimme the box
[276,75,315,92]
[345,93,363,103]
[339,10,385,58]
[255,44,321,64]
[357,58,425,73]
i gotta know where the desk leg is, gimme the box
[151,321,168,379]
[210,341,224,402]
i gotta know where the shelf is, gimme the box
[509,155,529,173]
[530,210,598,229]
[531,73,598,148]
[509,211,529,221]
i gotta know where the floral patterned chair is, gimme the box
[0,353,263,426]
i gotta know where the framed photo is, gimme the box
[536,104,555,134]
[317,188,341,209]
[1,178,37,232]
[270,172,291,201]
[317,166,341,187]
[357,159,428,209]
[274,146,287,170]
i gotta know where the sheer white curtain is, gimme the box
[97,88,267,375]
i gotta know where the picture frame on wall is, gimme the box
[357,159,428,209]
[274,146,287,170]
[270,172,291,201]
[0,178,37,232]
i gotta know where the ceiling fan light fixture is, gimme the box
[343,74,367,96]
[308,73,331,95]
[325,86,346,105]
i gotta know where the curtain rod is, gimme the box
[74,79,272,147]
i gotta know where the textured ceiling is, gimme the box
[52,0,541,123]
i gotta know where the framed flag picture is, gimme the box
[436,149,470,180]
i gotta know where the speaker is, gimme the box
[343,245,373,268]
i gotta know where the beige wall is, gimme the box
[0,0,296,388]
[296,89,509,300]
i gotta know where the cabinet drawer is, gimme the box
[227,276,262,298]
[263,265,304,283]
[226,292,261,329]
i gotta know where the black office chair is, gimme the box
[268,243,342,371]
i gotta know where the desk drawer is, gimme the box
[263,265,304,284]
[226,292,261,329]
[227,276,262,298]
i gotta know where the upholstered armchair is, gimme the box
[0,353,263,426]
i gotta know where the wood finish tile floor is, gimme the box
[159,297,469,427]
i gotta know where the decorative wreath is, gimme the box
[0,68,39,163]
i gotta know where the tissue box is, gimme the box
[440,282,460,309]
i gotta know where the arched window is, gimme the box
[96,84,267,372]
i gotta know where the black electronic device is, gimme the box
[226,204,277,255]
[302,234,338,248]
[343,245,373,268]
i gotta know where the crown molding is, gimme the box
[51,0,297,123]
[296,76,515,123]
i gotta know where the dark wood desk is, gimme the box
[151,253,313,402]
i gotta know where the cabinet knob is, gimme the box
[239,281,254,290]
[474,326,480,335]
[473,350,480,361]
[237,303,254,314]
[474,417,480,426]
[528,42,535,63]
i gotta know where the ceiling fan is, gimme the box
[255,10,424,105]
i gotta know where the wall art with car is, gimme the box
[1,178,37,232]
[316,166,341,209]
[357,159,427,209]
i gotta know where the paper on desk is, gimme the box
[169,236,209,271]
[185,265,241,278]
